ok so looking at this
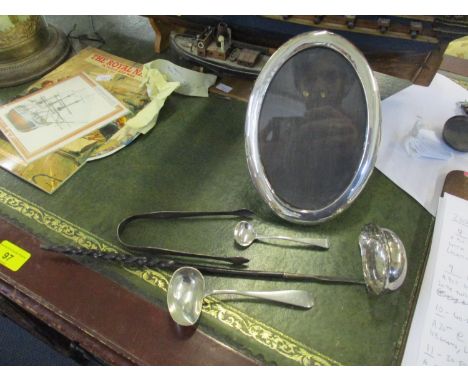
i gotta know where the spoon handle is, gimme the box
[256,235,329,249]
[205,289,314,309]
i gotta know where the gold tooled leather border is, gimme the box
[0,186,341,365]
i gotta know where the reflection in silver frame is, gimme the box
[245,31,381,224]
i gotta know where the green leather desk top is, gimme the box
[0,83,433,364]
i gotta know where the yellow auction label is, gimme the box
[0,240,31,272]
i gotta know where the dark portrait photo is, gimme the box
[258,47,367,210]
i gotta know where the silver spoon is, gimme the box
[167,267,314,326]
[234,220,329,249]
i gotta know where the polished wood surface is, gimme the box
[442,170,468,200]
[441,55,468,78]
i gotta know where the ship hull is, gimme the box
[151,15,468,85]
[171,33,270,78]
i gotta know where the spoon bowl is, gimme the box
[234,221,256,247]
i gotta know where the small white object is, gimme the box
[403,117,453,160]
[95,74,113,82]
[215,83,233,93]
[218,35,225,53]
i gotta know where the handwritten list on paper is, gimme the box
[406,193,468,365]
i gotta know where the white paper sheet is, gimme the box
[376,74,468,216]
[402,193,468,365]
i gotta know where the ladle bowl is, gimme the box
[167,267,315,326]
[359,223,407,295]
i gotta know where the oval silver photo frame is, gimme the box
[245,30,381,224]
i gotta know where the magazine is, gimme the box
[0,47,150,193]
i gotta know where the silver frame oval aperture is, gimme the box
[245,30,381,224]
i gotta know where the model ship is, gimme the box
[7,92,83,133]
[170,23,271,78]
[151,16,468,86]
